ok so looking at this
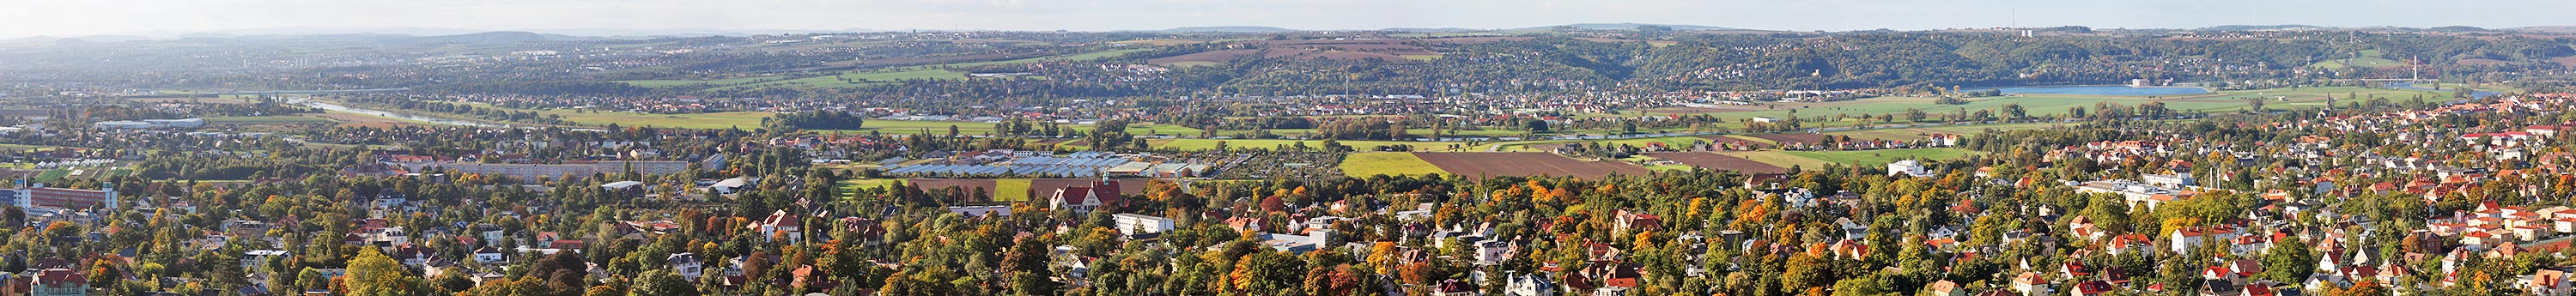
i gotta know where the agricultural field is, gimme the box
[1338,153,1446,177]
[1779,148,1982,166]
[1646,153,1787,173]
[1412,152,1652,178]
[1826,122,2066,141]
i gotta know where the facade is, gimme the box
[1888,160,1932,178]
[33,268,87,296]
[16,184,115,209]
[1048,180,1124,214]
[1110,214,1175,236]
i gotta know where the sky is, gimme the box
[3,0,2571,38]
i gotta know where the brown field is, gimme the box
[1748,134,1831,146]
[1413,152,1652,178]
[1649,153,1787,173]
[2555,56,2576,68]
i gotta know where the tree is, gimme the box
[2263,239,2316,283]
[632,269,698,296]
[347,249,416,296]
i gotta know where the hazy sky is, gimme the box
[4,0,2570,38]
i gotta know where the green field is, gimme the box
[839,178,905,191]
[1339,153,1445,177]
[1716,151,1832,169]
[994,179,1033,202]
[1152,139,1467,152]
[1779,148,1983,166]
[1826,122,2065,141]
[33,169,67,182]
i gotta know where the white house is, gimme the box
[669,252,704,279]
[1110,214,1175,236]
[1887,160,1932,178]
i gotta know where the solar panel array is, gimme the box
[884,159,1127,178]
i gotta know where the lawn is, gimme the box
[1779,148,1983,166]
[993,179,1033,202]
[1715,151,1833,169]
[33,169,66,182]
[838,178,905,192]
[1339,153,1446,177]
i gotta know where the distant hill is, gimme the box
[1161,27,1303,33]
[2504,26,2576,33]
[404,31,592,45]
[1382,27,1482,33]
[2196,25,2328,31]
[1522,23,1739,31]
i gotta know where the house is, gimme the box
[749,209,802,243]
[2069,281,2116,296]
[1433,279,1478,296]
[1504,272,1557,296]
[2144,172,2196,187]
[2011,271,2051,296]
[1613,209,1662,234]
[1888,160,1933,178]
[670,253,705,279]
[33,268,86,296]
[1048,180,1124,214]
[2172,226,2239,253]
[1110,214,1175,237]
[473,246,507,263]
[2527,269,2573,296]
[1931,280,1966,296]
